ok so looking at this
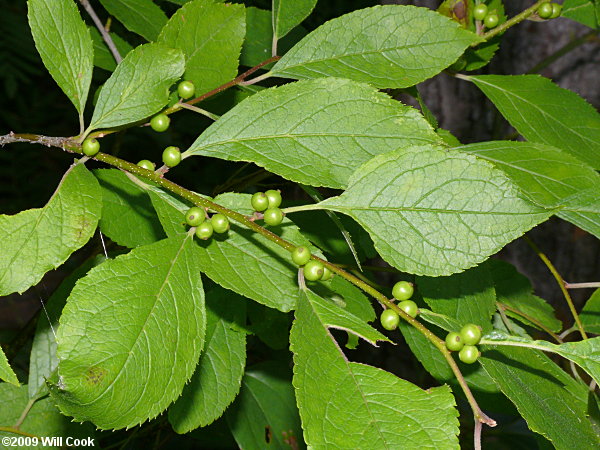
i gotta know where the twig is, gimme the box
[524,236,588,340]
[498,302,562,343]
[474,0,551,45]
[565,281,600,290]
[527,30,599,74]
[78,0,122,64]
[2,131,496,429]
[177,102,220,121]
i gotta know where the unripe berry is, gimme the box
[459,324,482,346]
[137,160,156,171]
[321,266,334,281]
[398,300,418,318]
[459,345,480,364]
[445,332,464,352]
[211,214,230,233]
[263,208,284,226]
[380,309,400,331]
[162,146,181,168]
[291,246,311,266]
[195,221,213,240]
[185,207,205,227]
[484,13,499,28]
[550,3,562,18]
[303,260,324,281]
[150,114,170,132]
[82,138,100,157]
[177,80,195,99]
[537,2,553,19]
[392,281,414,301]
[250,192,269,212]
[473,4,488,21]
[265,189,282,209]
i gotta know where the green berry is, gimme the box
[211,214,230,233]
[445,332,464,352]
[484,13,499,28]
[82,138,100,157]
[291,246,311,266]
[473,3,488,21]
[398,300,419,318]
[380,309,400,331]
[550,2,562,18]
[460,323,482,346]
[303,260,324,281]
[162,146,181,168]
[459,345,480,364]
[150,113,170,132]
[263,208,284,226]
[137,159,156,171]
[392,281,414,301]
[265,189,282,209]
[195,221,213,240]
[321,266,334,281]
[251,192,269,212]
[185,207,205,227]
[537,2,553,19]
[177,80,195,99]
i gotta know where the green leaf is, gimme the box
[89,27,133,72]
[157,0,245,96]
[241,7,307,68]
[273,0,316,40]
[489,260,562,333]
[581,289,600,334]
[88,43,184,131]
[95,169,165,248]
[225,362,304,449]
[184,78,441,189]
[319,145,552,276]
[148,190,317,312]
[291,289,459,448]
[271,5,481,88]
[459,140,600,239]
[28,0,93,118]
[247,302,291,350]
[50,235,205,429]
[98,0,167,41]
[169,286,247,433]
[0,349,18,386]
[417,262,496,331]
[28,260,97,399]
[479,345,600,449]
[0,384,95,445]
[0,164,101,296]
[467,74,600,170]
[562,0,598,28]
[483,331,600,389]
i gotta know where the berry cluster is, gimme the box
[472,2,499,29]
[445,323,483,364]
[379,281,419,331]
[251,190,284,226]
[537,2,562,19]
[290,246,334,282]
[185,206,230,241]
